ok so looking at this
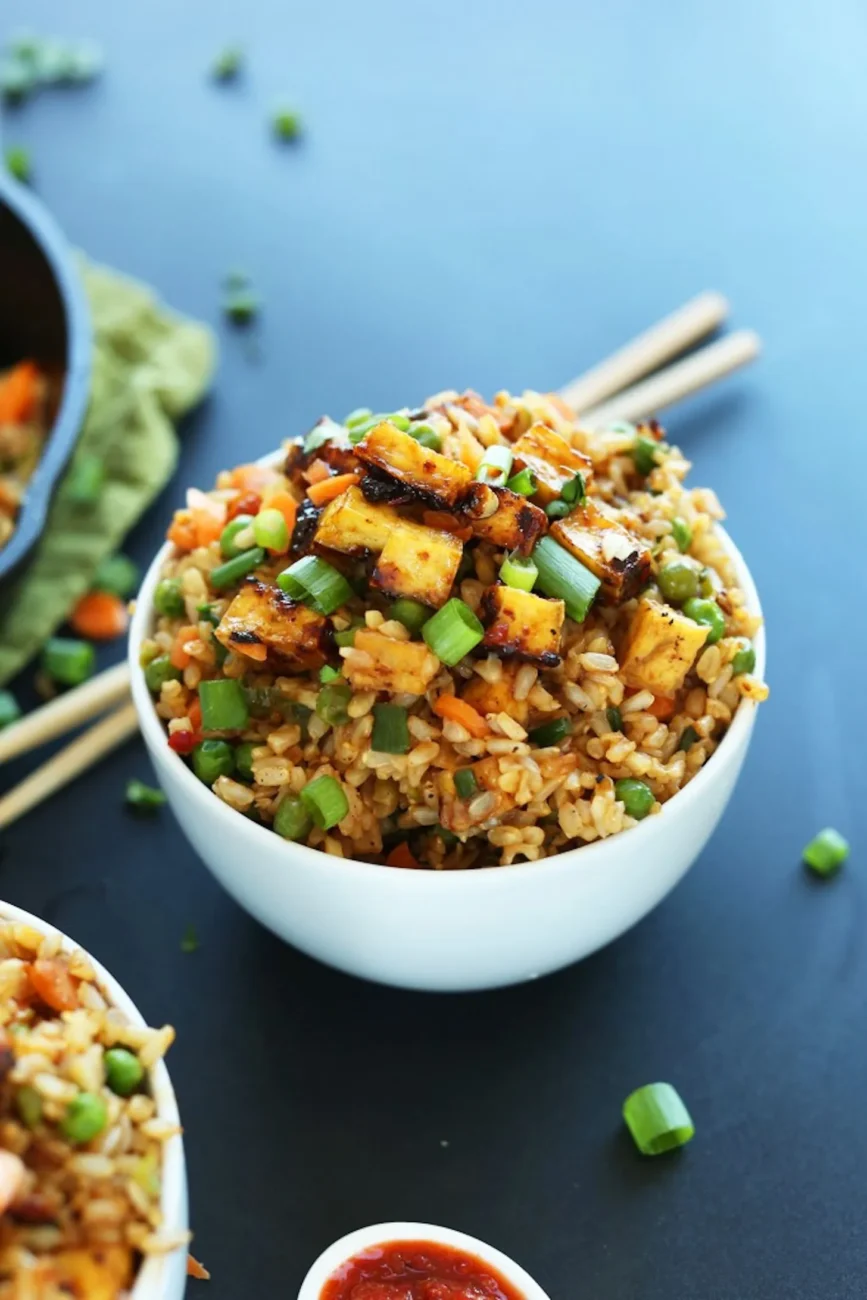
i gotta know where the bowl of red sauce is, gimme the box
[297,1222,551,1300]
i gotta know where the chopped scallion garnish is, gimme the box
[670,516,692,552]
[606,706,622,733]
[344,407,373,428]
[475,445,513,488]
[533,536,601,623]
[528,717,572,747]
[315,682,352,726]
[731,644,756,676]
[560,472,586,506]
[300,775,349,830]
[209,547,265,589]
[391,598,432,636]
[42,638,94,687]
[803,828,849,876]
[505,467,537,497]
[277,555,353,614]
[678,725,699,752]
[499,551,538,592]
[319,665,341,684]
[632,433,660,477]
[623,1082,695,1156]
[454,769,478,800]
[126,779,166,813]
[198,679,249,731]
[422,598,484,666]
[371,703,410,754]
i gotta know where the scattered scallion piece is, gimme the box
[209,547,265,589]
[334,618,364,648]
[234,741,257,782]
[219,514,256,559]
[391,598,432,636]
[274,795,313,841]
[545,500,570,520]
[253,507,289,553]
[316,681,352,726]
[344,407,373,428]
[560,472,586,506]
[606,706,622,733]
[528,716,572,747]
[475,445,513,488]
[5,145,31,183]
[731,644,756,676]
[273,107,303,141]
[348,412,411,444]
[623,1082,695,1156]
[300,774,349,830]
[304,418,344,453]
[499,551,538,592]
[192,739,235,784]
[422,598,484,666]
[411,424,442,451]
[125,779,166,813]
[533,536,601,623]
[223,290,260,324]
[454,769,478,800]
[632,433,660,477]
[319,665,341,684]
[614,778,654,820]
[0,690,22,730]
[506,467,537,497]
[803,827,849,876]
[180,924,199,954]
[678,725,699,752]
[371,703,410,754]
[93,553,139,599]
[212,45,242,81]
[198,679,249,731]
[670,516,692,552]
[42,638,94,687]
[65,454,104,505]
[277,555,353,614]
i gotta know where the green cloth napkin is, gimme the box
[0,255,216,685]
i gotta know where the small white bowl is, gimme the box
[130,468,765,991]
[0,901,188,1300]
[297,1221,551,1300]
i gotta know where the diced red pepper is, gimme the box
[226,491,262,521]
[168,729,201,756]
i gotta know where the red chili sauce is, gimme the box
[320,1240,527,1300]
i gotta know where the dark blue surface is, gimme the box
[2,3,865,1296]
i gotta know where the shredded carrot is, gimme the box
[307,472,360,506]
[260,489,298,550]
[29,959,79,1012]
[170,625,198,670]
[229,463,279,493]
[304,458,332,486]
[386,842,421,870]
[167,511,198,552]
[70,590,129,641]
[423,511,473,542]
[433,694,490,738]
[187,1255,211,1281]
[647,694,676,721]
[0,360,39,425]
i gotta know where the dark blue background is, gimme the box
[2,2,865,1296]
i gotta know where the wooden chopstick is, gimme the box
[578,330,761,427]
[0,661,131,765]
[558,291,728,413]
[0,702,139,831]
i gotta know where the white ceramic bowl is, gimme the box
[130,485,765,992]
[0,901,188,1300]
[296,1221,551,1300]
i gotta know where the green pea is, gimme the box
[153,579,185,618]
[104,1048,145,1097]
[678,726,699,752]
[61,1092,108,1145]
[697,568,715,598]
[670,517,692,552]
[192,739,235,784]
[682,597,726,645]
[219,514,255,559]
[144,655,182,694]
[657,560,699,605]
[731,644,756,675]
[273,795,313,841]
[614,778,655,820]
[234,741,257,782]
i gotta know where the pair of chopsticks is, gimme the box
[0,291,759,830]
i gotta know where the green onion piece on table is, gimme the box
[198,679,249,731]
[274,795,313,841]
[300,775,349,830]
[316,682,352,726]
[533,536,601,623]
[475,445,513,488]
[606,706,622,733]
[632,433,660,477]
[42,638,94,687]
[273,107,303,141]
[499,551,538,592]
[253,508,289,553]
[371,703,410,754]
[528,716,572,747]
[144,655,182,694]
[422,598,484,666]
[210,547,265,590]
[678,725,699,752]
[505,467,537,497]
[192,739,235,784]
[391,598,432,636]
[0,690,21,730]
[153,578,186,617]
[125,779,166,813]
[614,778,654,820]
[731,644,756,675]
[623,1082,695,1156]
[454,768,478,800]
[93,553,139,599]
[104,1048,145,1097]
[682,596,726,645]
[670,516,692,552]
[277,555,353,614]
[803,828,849,876]
[220,514,256,558]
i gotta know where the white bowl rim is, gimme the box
[296,1220,551,1300]
[0,900,187,1296]
[129,449,766,889]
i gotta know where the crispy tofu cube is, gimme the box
[461,662,530,726]
[51,1247,134,1300]
[354,422,473,506]
[463,485,547,556]
[342,628,440,696]
[620,596,709,695]
[371,520,462,608]
[511,423,592,505]
[216,579,327,670]
[313,484,399,555]
[481,585,565,666]
[551,500,652,604]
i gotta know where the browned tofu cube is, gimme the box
[342,628,440,696]
[354,421,473,506]
[511,423,592,504]
[314,484,399,555]
[620,596,709,695]
[481,585,565,666]
[371,521,462,609]
[215,579,327,670]
[551,500,652,604]
[462,485,547,556]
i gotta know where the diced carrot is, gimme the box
[226,491,262,521]
[229,464,279,493]
[0,360,40,425]
[187,698,203,732]
[261,489,298,546]
[167,512,198,552]
[646,694,676,721]
[187,1255,211,1281]
[186,489,226,547]
[28,959,79,1012]
[170,625,198,670]
[423,511,473,542]
[386,842,421,870]
[304,458,332,486]
[433,694,490,738]
[307,473,360,506]
[70,590,129,641]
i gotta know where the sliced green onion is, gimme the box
[234,741,257,782]
[422,598,484,666]
[316,682,352,726]
[670,516,692,552]
[210,547,265,590]
[412,424,442,451]
[196,603,220,627]
[253,508,289,553]
[344,407,373,429]
[192,739,235,784]
[731,644,756,675]
[334,618,364,648]
[212,45,242,81]
[391,598,432,636]
[198,679,249,731]
[93,553,139,598]
[223,290,259,324]
[371,703,410,754]
[506,467,537,497]
[454,768,478,800]
[304,418,344,454]
[125,780,166,812]
[277,555,353,614]
[533,536,601,623]
[606,706,622,733]
[682,597,726,645]
[500,551,538,592]
[42,638,94,687]
[153,578,186,618]
[220,514,256,558]
[144,655,182,694]
[632,434,660,477]
[348,413,410,444]
[65,454,104,505]
[300,775,349,830]
[560,472,586,506]
[0,690,21,730]
[678,725,699,752]
[545,499,571,520]
[623,1082,695,1156]
[475,445,513,488]
[803,827,849,876]
[319,665,342,684]
[614,778,655,820]
[273,795,313,841]
[528,716,572,747]
[273,107,302,141]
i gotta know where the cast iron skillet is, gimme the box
[0,173,91,590]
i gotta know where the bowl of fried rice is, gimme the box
[130,388,767,990]
[0,902,189,1299]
